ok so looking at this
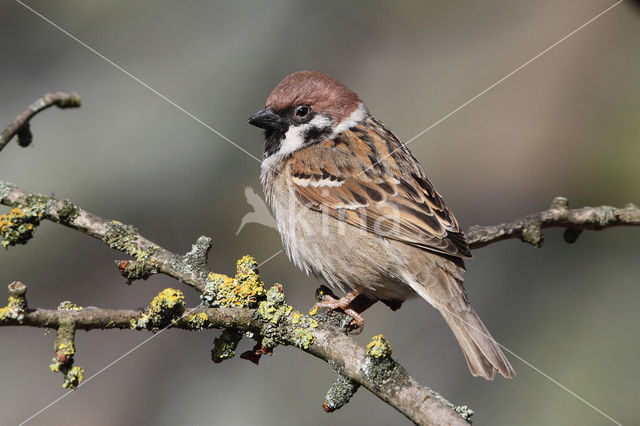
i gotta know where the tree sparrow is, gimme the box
[249,71,515,380]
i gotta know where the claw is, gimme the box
[312,285,366,334]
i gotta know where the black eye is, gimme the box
[295,105,310,118]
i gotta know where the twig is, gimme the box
[3,184,639,424]
[2,95,638,425]
[0,181,210,292]
[0,284,468,425]
[0,182,469,425]
[466,196,640,249]
[0,92,81,152]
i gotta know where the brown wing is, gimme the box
[288,116,472,259]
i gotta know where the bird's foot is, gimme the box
[312,285,366,335]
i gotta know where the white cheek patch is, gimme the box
[281,114,333,155]
[261,115,332,171]
[261,104,366,171]
[334,102,366,134]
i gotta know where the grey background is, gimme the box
[1,1,638,425]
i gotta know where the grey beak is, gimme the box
[248,108,283,130]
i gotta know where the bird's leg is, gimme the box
[312,285,367,334]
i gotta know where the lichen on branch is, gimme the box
[1,94,639,426]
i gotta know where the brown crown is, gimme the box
[266,71,361,123]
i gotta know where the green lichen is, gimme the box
[201,255,265,308]
[0,282,28,322]
[427,387,474,423]
[366,334,392,359]
[48,322,84,390]
[361,334,410,393]
[291,310,318,349]
[131,288,185,331]
[57,301,82,311]
[105,220,160,263]
[56,199,79,223]
[594,206,616,226]
[0,181,15,200]
[187,312,209,330]
[521,223,543,247]
[0,203,45,247]
[549,196,569,210]
[252,282,295,349]
[116,259,159,282]
[258,283,293,324]
[455,405,474,422]
[211,329,242,363]
[181,236,212,273]
[323,375,360,412]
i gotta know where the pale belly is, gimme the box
[266,176,415,301]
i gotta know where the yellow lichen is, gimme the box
[57,301,83,311]
[131,288,185,331]
[187,312,209,330]
[0,294,27,322]
[201,255,265,308]
[291,310,318,349]
[0,203,44,247]
[62,366,84,389]
[308,305,319,316]
[366,334,392,359]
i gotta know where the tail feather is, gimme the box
[440,308,515,380]
[405,266,515,380]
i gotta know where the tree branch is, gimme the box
[2,94,638,425]
[0,92,81,152]
[466,196,640,249]
[0,182,470,425]
[0,282,469,425]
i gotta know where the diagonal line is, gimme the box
[497,346,622,425]
[12,1,624,424]
[14,0,263,164]
[18,248,284,425]
[430,299,622,425]
[360,0,624,177]
[257,249,283,268]
[18,326,171,426]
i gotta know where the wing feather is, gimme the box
[288,116,471,259]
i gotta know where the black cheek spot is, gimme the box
[303,126,333,143]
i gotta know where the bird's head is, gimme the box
[249,71,366,163]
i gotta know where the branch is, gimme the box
[0,92,81,152]
[0,182,470,425]
[466,196,640,249]
[2,182,639,425]
[2,95,638,425]
[0,181,211,292]
[0,281,468,425]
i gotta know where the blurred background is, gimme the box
[1,1,638,425]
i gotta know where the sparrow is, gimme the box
[248,71,515,380]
